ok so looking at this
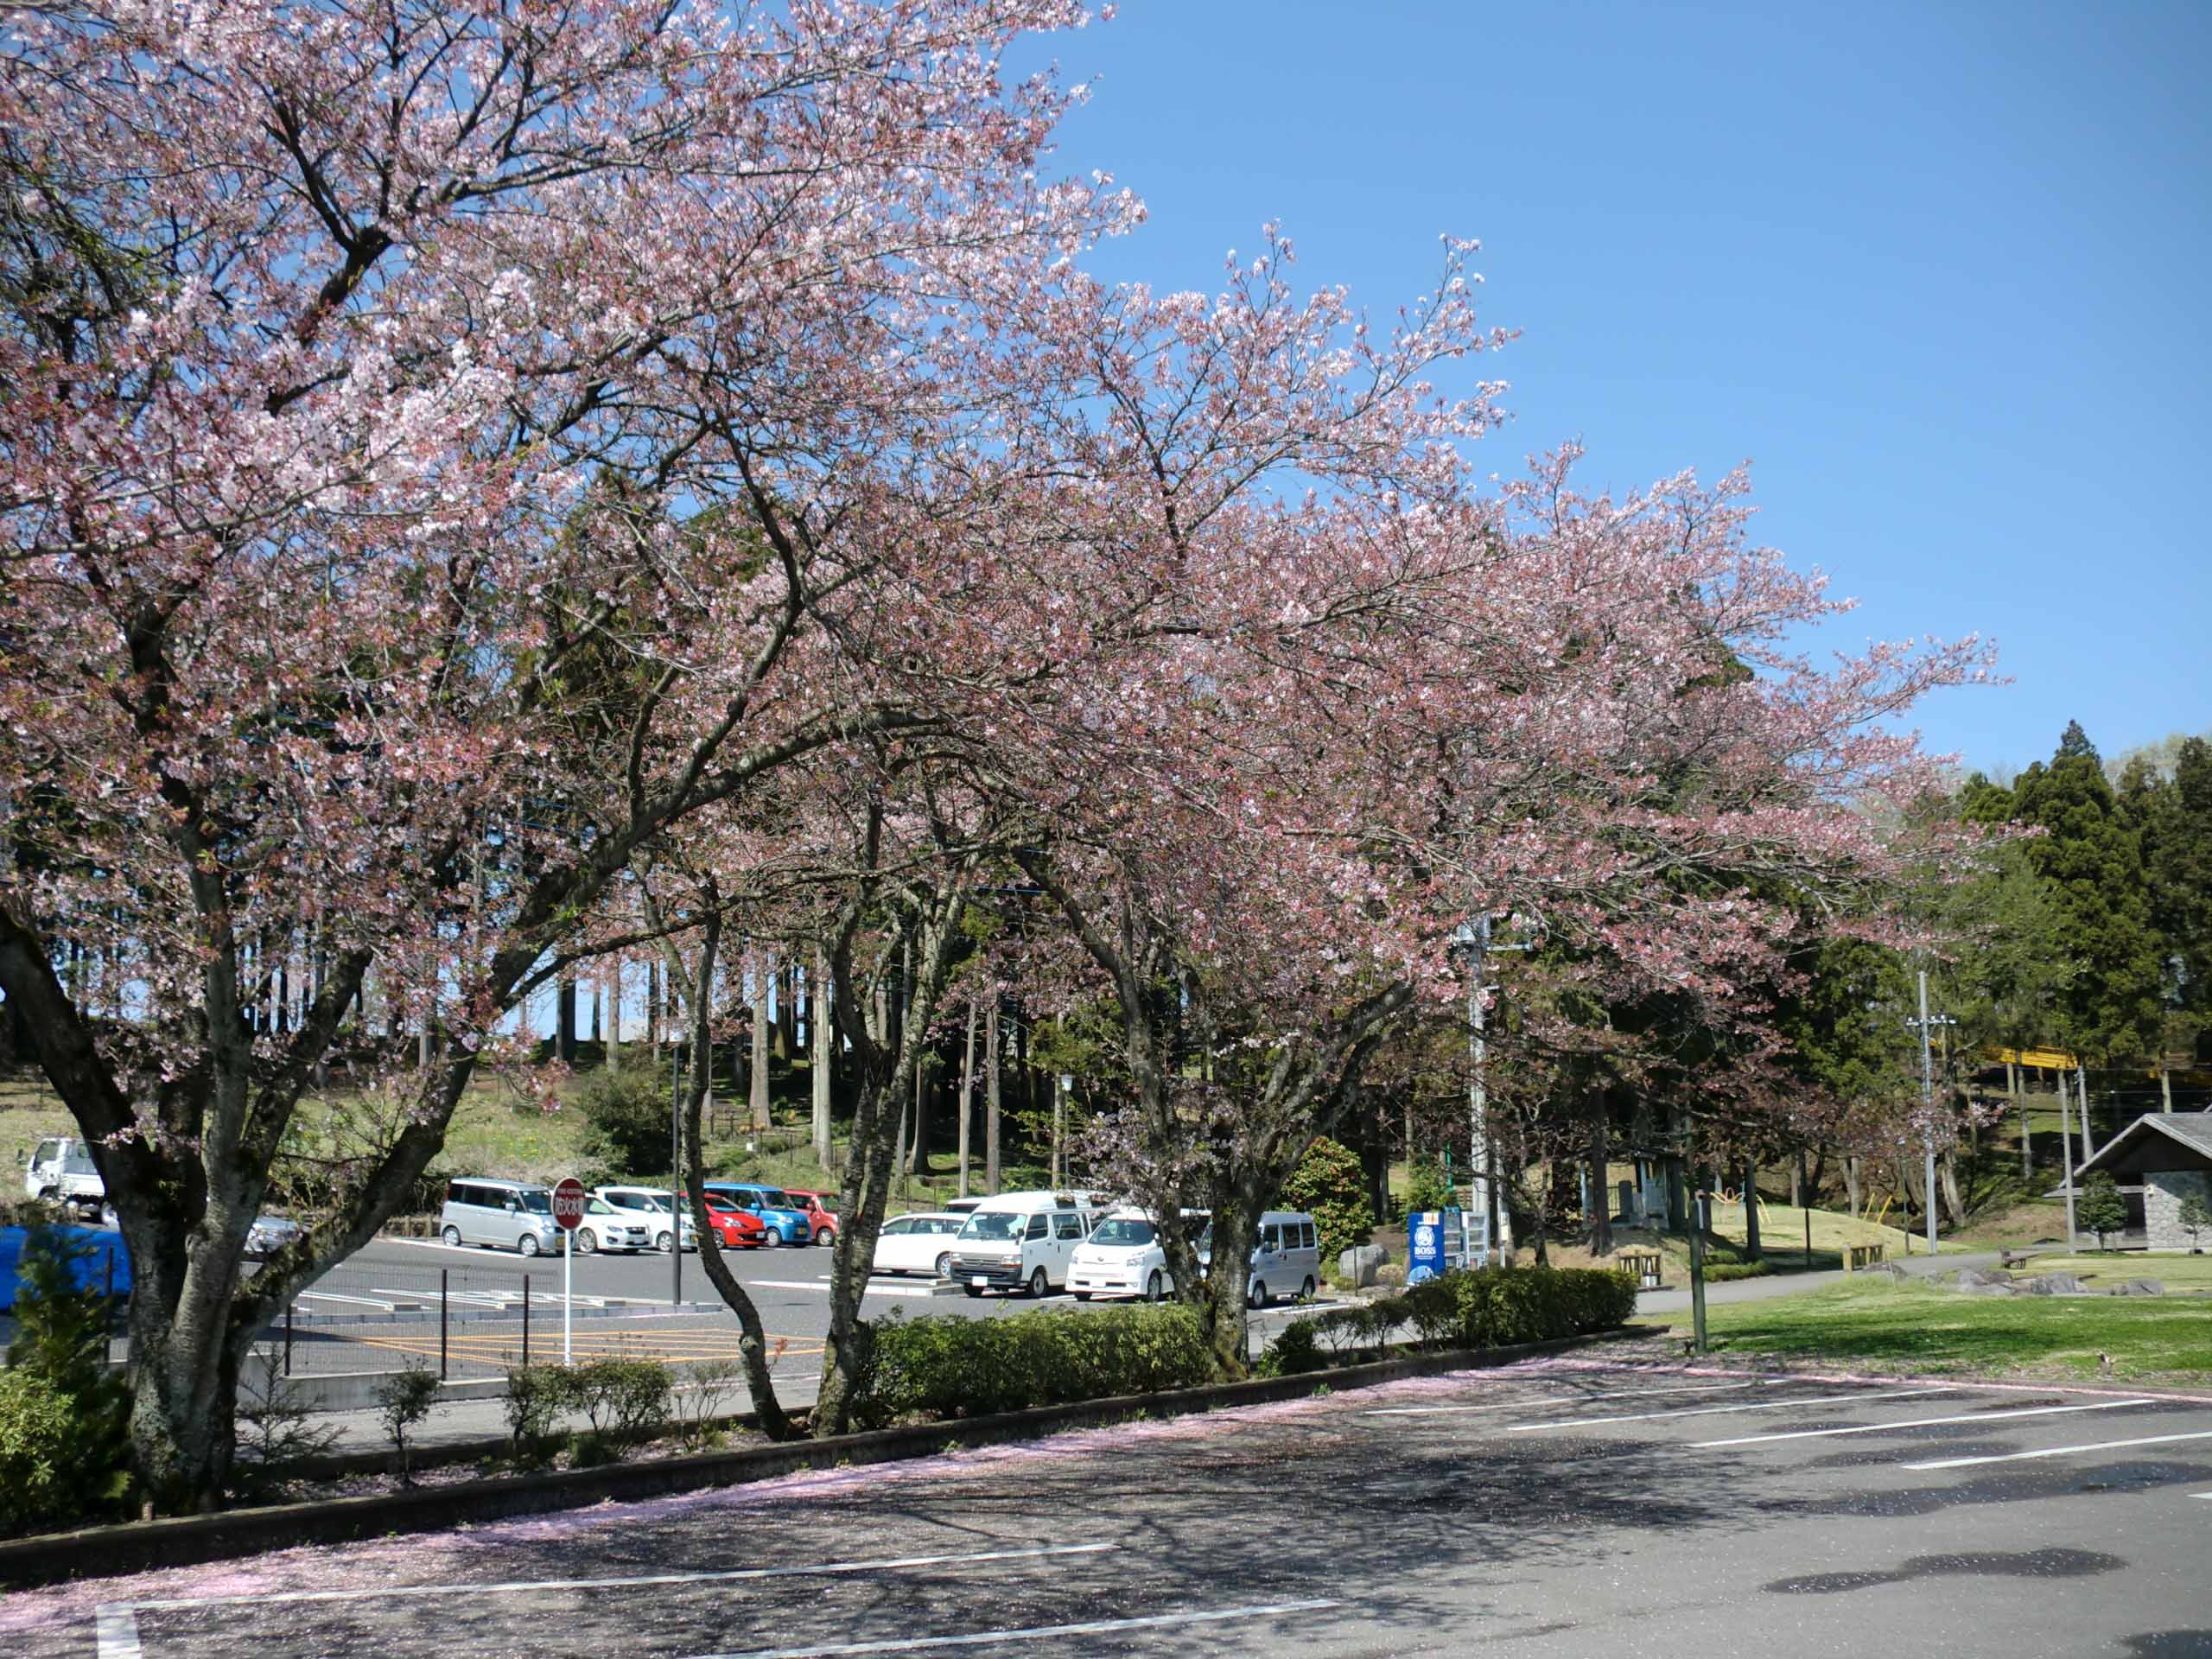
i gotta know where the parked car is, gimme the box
[1198,1210,1320,1307]
[574,1196,650,1255]
[438,1179,564,1256]
[702,1182,811,1247]
[690,1192,772,1250]
[784,1188,841,1245]
[1068,1207,1204,1302]
[871,1211,966,1280]
[593,1185,697,1254]
[22,1136,105,1216]
[244,1214,304,1260]
[950,1191,1100,1298]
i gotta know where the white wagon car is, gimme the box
[870,1211,968,1280]
[592,1185,696,1254]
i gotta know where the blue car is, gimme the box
[702,1182,811,1247]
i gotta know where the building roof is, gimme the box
[2069,1111,2212,1185]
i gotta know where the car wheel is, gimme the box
[1300,1275,1317,1302]
[963,1284,984,1298]
[575,1229,597,1255]
[760,1227,779,1249]
[1145,1270,1165,1303]
[1027,1267,1049,1300]
[817,1228,836,1248]
[656,1230,675,1254]
[934,1251,954,1280]
[1249,1277,1268,1309]
[518,1233,541,1258]
[442,1225,462,1248]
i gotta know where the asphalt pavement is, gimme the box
[11,1351,2210,1658]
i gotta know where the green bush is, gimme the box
[852,1303,1209,1427]
[1402,1157,1454,1217]
[505,1357,672,1463]
[0,1228,132,1536]
[575,1058,674,1179]
[1283,1137,1374,1266]
[374,1363,441,1484]
[2078,1171,2127,1252]
[1268,1265,1637,1373]
[1700,1261,1773,1283]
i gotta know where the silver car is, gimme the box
[438,1178,563,1256]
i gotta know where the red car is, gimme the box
[685,1192,771,1250]
[785,1188,840,1246]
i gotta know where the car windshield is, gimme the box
[518,1192,551,1213]
[1088,1217,1156,1247]
[959,1212,1024,1241]
[61,1152,97,1176]
[621,1193,670,1212]
[753,1190,794,1210]
[585,1198,615,1215]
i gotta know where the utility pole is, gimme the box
[670,1027,683,1308]
[1906,971,1955,1256]
[1455,913,1529,1257]
[2057,1065,2079,1251]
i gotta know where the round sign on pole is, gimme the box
[551,1176,587,1232]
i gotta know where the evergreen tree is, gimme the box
[2149,738,2212,1036]
[2010,723,2163,1065]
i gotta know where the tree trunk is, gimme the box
[1741,1160,1761,1259]
[2012,1062,2028,1175]
[1939,1145,1965,1227]
[659,906,794,1442]
[957,1000,977,1201]
[556,975,575,1064]
[1586,1103,1612,1256]
[1843,1154,1861,1217]
[2077,1064,2094,1163]
[749,957,771,1131]
[606,958,622,1058]
[985,1001,1002,1195]
[811,946,833,1169]
[2160,1060,2173,1114]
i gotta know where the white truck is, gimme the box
[22,1135,106,1217]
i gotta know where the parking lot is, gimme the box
[10,1354,2211,1658]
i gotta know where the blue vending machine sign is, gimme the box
[1408,1208,1466,1282]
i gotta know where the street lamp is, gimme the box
[1904,970,1957,1257]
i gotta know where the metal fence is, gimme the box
[250,1256,640,1381]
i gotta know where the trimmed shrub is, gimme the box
[1266,1265,1636,1377]
[1283,1136,1375,1265]
[374,1363,441,1483]
[854,1303,1209,1427]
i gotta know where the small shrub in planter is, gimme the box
[374,1363,441,1484]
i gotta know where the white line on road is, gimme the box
[1366,1378,1785,1416]
[1903,1430,2212,1471]
[124,1544,1116,1615]
[683,1599,1344,1659]
[1694,1398,2158,1448]
[1505,1386,1958,1433]
[94,1605,143,1659]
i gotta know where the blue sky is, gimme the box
[1011,0,2209,777]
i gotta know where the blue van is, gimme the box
[702,1182,812,1247]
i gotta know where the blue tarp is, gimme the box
[0,1225,132,1313]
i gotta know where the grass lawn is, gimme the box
[1662,1276,2212,1384]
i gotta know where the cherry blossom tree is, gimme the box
[0,0,1121,1509]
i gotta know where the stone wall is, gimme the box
[2143,1166,2212,1251]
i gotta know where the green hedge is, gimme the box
[851,1303,1210,1427]
[1266,1266,1637,1375]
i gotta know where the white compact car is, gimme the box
[575,1195,651,1255]
[592,1185,697,1253]
[870,1211,968,1280]
[1068,1207,1191,1302]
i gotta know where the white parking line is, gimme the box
[683,1599,1344,1658]
[94,1544,1116,1656]
[1694,1398,2157,1448]
[1504,1385,1958,1433]
[1365,1378,1786,1416]
[1902,1430,2212,1471]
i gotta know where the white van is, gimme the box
[1199,1210,1320,1307]
[1068,1207,1206,1303]
[23,1136,105,1213]
[439,1178,563,1256]
[950,1190,1100,1298]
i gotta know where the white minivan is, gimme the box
[1199,1210,1321,1307]
[439,1178,564,1255]
[950,1191,1100,1298]
[1068,1207,1205,1303]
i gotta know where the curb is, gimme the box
[0,1325,1656,1588]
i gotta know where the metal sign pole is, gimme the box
[563,1224,573,1365]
